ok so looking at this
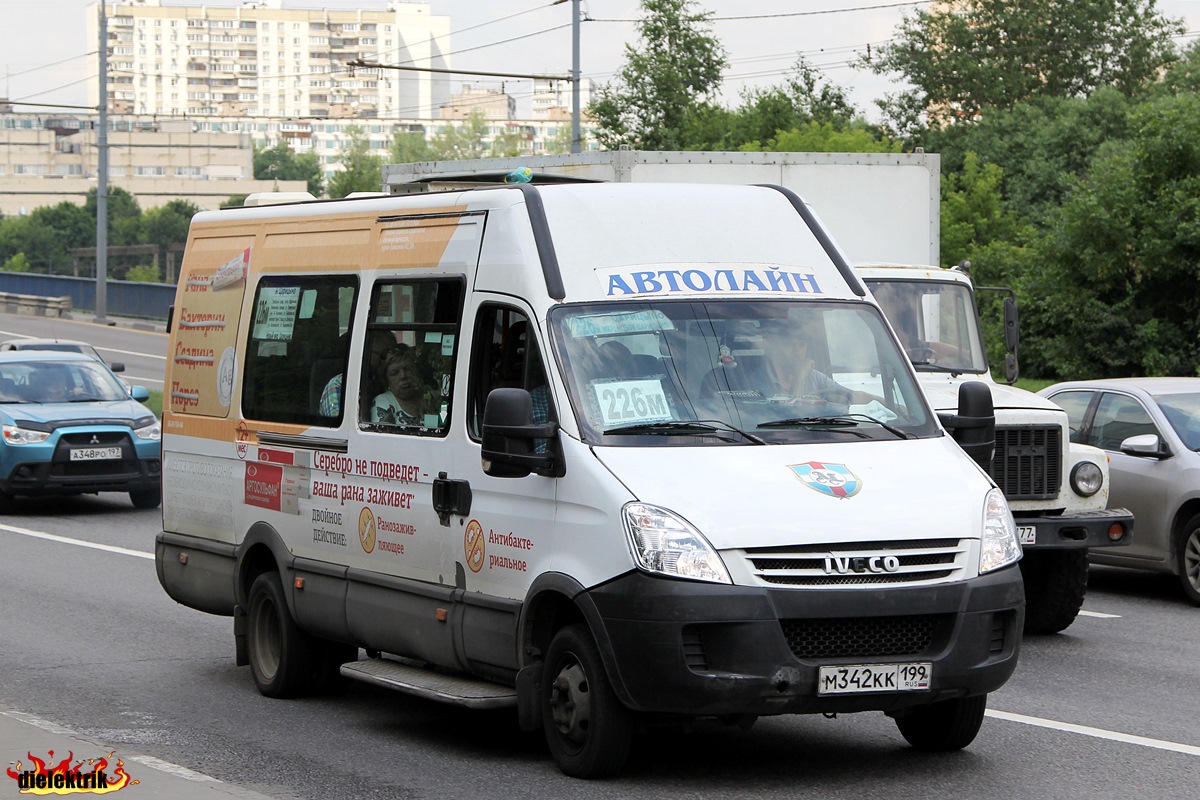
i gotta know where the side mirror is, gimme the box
[937,381,995,471]
[1002,296,1019,383]
[109,362,126,373]
[129,385,151,402]
[1121,433,1170,458]
[481,387,561,478]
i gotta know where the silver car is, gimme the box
[1040,377,1200,605]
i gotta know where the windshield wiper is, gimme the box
[758,414,911,440]
[604,419,766,444]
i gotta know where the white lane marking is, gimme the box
[1078,609,1121,618]
[1,710,221,784]
[0,328,166,360]
[987,710,1200,757]
[0,522,153,560]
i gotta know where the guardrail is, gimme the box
[0,272,174,320]
[0,292,73,317]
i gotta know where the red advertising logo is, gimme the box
[6,750,137,794]
[244,462,283,511]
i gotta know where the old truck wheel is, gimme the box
[541,623,633,779]
[246,571,323,698]
[894,694,987,751]
[1176,516,1200,606]
[1020,549,1088,634]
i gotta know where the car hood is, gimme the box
[592,436,991,550]
[917,375,1065,415]
[0,399,153,427]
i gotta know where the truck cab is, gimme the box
[856,263,1134,634]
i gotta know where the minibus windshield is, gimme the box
[549,299,939,445]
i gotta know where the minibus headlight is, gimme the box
[1070,461,1103,497]
[980,487,1022,574]
[2,424,50,445]
[622,502,731,584]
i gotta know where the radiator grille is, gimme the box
[743,538,968,587]
[781,614,947,660]
[989,425,1062,500]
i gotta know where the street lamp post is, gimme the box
[96,1,109,324]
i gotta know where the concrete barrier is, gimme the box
[0,292,73,318]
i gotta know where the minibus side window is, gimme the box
[467,305,553,448]
[241,274,358,426]
[360,278,463,437]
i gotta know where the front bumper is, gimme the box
[1,431,161,496]
[1014,508,1134,550]
[580,567,1024,717]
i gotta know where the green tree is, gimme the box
[759,122,901,154]
[389,131,438,163]
[1025,94,1200,378]
[85,186,143,246]
[866,0,1184,126]
[326,126,384,198]
[254,141,324,196]
[0,216,65,273]
[3,253,31,272]
[429,112,491,161]
[124,263,161,282]
[221,194,249,209]
[588,0,727,150]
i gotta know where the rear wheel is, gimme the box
[541,623,633,779]
[894,694,987,751]
[129,487,161,509]
[1176,516,1200,606]
[1019,549,1088,634]
[246,571,327,698]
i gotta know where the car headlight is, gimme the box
[1070,461,1103,497]
[2,424,50,445]
[133,418,162,441]
[980,487,1021,574]
[622,502,731,584]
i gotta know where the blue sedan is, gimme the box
[0,351,161,509]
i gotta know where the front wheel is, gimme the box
[893,694,987,751]
[129,487,161,509]
[541,623,633,779]
[1020,549,1089,634]
[1176,516,1200,606]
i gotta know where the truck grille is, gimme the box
[781,614,949,660]
[742,538,968,587]
[990,426,1062,500]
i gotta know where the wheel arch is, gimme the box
[1170,500,1200,574]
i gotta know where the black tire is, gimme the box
[894,694,987,751]
[1176,516,1200,606]
[246,571,326,698]
[541,623,633,779]
[1019,549,1089,634]
[129,488,161,509]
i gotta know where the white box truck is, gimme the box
[158,181,1023,778]
[383,150,1133,634]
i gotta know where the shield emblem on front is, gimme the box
[789,461,861,498]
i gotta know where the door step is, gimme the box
[340,657,517,709]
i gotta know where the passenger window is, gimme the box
[242,275,358,425]
[468,306,553,447]
[1092,394,1158,451]
[360,279,463,436]
[1047,390,1094,444]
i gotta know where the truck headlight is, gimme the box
[1070,461,1103,497]
[622,502,731,584]
[980,487,1021,574]
[2,424,50,445]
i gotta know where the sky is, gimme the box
[3,0,1200,122]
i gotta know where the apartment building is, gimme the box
[86,0,451,120]
[0,112,306,216]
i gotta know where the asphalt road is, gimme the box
[0,311,168,390]
[1,495,1197,799]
